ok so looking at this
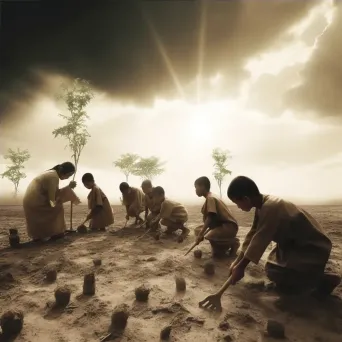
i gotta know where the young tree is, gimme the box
[212,148,232,199]
[113,153,140,182]
[133,156,165,181]
[1,148,30,197]
[53,78,94,229]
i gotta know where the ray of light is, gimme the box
[141,8,185,99]
[197,0,207,103]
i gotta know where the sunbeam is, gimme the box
[141,7,185,99]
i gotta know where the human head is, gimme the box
[141,179,153,194]
[82,173,95,189]
[227,176,260,212]
[119,182,130,195]
[152,186,165,203]
[51,162,75,180]
[194,176,211,197]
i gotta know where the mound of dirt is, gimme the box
[0,310,24,336]
[111,303,130,330]
[175,276,186,292]
[135,285,150,302]
[83,273,96,295]
[54,286,71,307]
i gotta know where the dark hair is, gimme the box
[82,173,94,183]
[152,186,165,196]
[119,182,130,192]
[141,179,152,187]
[194,176,211,191]
[50,162,75,175]
[227,176,260,200]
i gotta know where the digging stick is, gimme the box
[184,228,210,256]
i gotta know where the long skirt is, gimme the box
[23,185,80,240]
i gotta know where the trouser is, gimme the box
[161,218,188,233]
[194,224,240,257]
[265,262,341,295]
[127,205,144,218]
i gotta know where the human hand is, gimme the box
[196,234,204,245]
[230,264,245,285]
[69,180,77,189]
[228,258,239,276]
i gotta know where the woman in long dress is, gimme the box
[23,162,79,241]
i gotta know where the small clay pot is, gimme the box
[93,259,102,266]
[9,235,20,248]
[77,225,87,234]
[134,285,150,302]
[175,276,186,292]
[204,261,215,275]
[177,236,184,243]
[9,229,18,235]
[46,269,57,282]
[54,287,71,307]
[111,304,130,330]
[154,234,160,241]
[0,310,24,337]
[160,326,171,340]
[194,249,202,259]
[83,273,95,295]
[267,320,285,338]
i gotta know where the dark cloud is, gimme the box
[0,0,317,121]
[285,3,342,118]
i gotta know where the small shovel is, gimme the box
[198,275,233,312]
[183,228,210,256]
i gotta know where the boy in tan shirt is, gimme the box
[81,173,114,231]
[201,176,341,311]
[141,179,161,230]
[151,186,189,237]
[119,182,145,225]
[194,176,240,258]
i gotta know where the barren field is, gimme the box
[0,204,342,342]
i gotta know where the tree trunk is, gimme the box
[70,157,78,231]
[126,174,128,182]
[13,184,18,198]
[218,181,222,199]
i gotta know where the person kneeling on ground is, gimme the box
[23,162,79,242]
[141,179,161,231]
[81,173,114,231]
[194,176,240,259]
[119,182,145,225]
[226,175,341,296]
[151,186,189,237]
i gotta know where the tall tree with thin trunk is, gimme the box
[113,153,140,182]
[133,156,165,181]
[53,78,94,229]
[212,148,232,198]
[1,148,30,197]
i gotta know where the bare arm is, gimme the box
[47,176,59,206]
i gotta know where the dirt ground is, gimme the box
[0,204,342,342]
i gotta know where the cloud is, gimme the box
[246,65,301,116]
[285,3,342,118]
[0,0,318,121]
[1,90,341,203]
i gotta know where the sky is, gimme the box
[0,0,342,205]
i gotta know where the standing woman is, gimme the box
[23,162,79,241]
